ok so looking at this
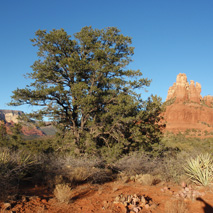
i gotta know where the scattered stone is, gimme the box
[161,184,205,200]
[113,193,157,212]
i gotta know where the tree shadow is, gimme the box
[196,197,213,213]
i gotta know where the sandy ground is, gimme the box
[1,180,213,213]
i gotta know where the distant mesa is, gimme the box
[0,109,45,137]
[164,73,213,135]
[0,109,23,123]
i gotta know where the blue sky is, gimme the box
[0,0,213,113]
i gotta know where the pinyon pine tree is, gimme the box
[10,26,163,157]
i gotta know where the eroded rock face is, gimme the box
[164,74,213,134]
[166,73,202,103]
[0,110,23,123]
[203,95,213,107]
[0,109,45,136]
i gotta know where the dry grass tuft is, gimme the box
[138,174,156,186]
[165,199,188,213]
[54,183,72,203]
[130,174,161,186]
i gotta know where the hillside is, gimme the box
[0,109,45,137]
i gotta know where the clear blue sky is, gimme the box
[0,0,213,113]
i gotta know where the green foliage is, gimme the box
[156,134,213,183]
[162,97,176,108]
[18,137,60,153]
[10,123,22,143]
[0,123,23,149]
[0,148,37,177]
[161,133,213,154]
[0,122,8,143]
[10,26,163,156]
[184,153,213,186]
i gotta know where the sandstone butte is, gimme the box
[163,73,213,135]
[0,110,45,136]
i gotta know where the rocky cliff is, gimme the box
[163,73,213,135]
[0,109,45,136]
[0,110,23,123]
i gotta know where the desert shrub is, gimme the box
[161,135,213,156]
[0,148,42,200]
[184,153,213,186]
[130,174,160,186]
[54,183,72,203]
[114,152,162,176]
[161,151,193,183]
[88,168,115,184]
[44,154,113,188]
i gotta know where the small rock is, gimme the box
[127,195,132,203]
[145,204,150,209]
[132,197,140,205]
[141,196,146,204]
[139,202,145,207]
[22,196,27,202]
[123,201,128,207]
[132,207,141,213]
[185,187,190,192]
[41,199,47,203]
[164,186,169,191]
[29,196,39,201]
[120,197,126,203]
[2,203,11,210]
[181,181,187,188]
[114,196,120,203]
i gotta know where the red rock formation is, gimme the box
[164,73,213,134]
[0,110,46,137]
[21,125,45,136]
[166,73,202,103]
[203,95,213,107]
[2,121,45,137]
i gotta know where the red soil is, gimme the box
[1,181,212,212]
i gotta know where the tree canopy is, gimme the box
[10,26,163,157]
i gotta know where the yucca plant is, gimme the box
[184,153,213,186]
[0,148,41,200]
[0,148,40,185]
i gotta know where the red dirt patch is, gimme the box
[1,181,213,212]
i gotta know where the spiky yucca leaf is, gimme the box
[184,153,213,186]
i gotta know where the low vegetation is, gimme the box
[53,183,72,203]
[0,131,212,202]
[184,153,213,186]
